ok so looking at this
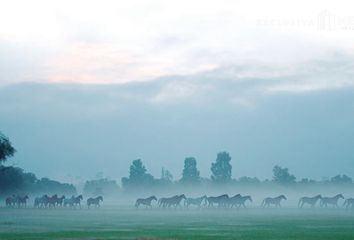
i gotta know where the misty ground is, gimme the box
[0,206,354,240]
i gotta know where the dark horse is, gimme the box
[87,196,103,208]
[135,196,157,208]
[159,194,186,208]
[206,194,229,208]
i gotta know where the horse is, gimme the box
[5,195,17,207]
[226,194,242,208]
[160,194,186,208]
[56,195,65,207]
[262,195,287,208]
[135,196,157,208]
[87,196,103,208]
[206,194,229,208]
[34,195,49,208]
[320,194,344,208]
[231,195,252,208]
[47,194,59,208]
[184,195,207,208]
[298,195,322,208]
[343,198,354,210]
[64,196,75,208]
[72,195,83,208]
[17,195,29,208]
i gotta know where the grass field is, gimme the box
[0,206,354,240]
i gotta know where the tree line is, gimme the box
[120,153,353,191]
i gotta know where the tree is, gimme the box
[330,174,352,184]
[0,132,16,164]
[161,167,173,182]
[272,165,296,184]
[211,152,232,183]
[121,159,154,189]
[181,157,200,183]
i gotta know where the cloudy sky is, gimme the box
[1,0,354,183]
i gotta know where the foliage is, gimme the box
[161,168,173,182]
[0,132,16,163]
[180,157,200,184]
[272,165,296,184]
[330,174,352,184]
[83,178,120,196]
[121,159,155,190]
[211,152,232,183]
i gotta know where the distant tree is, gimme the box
[299,178,316,184]
[272,165,296,184]
[181,157,200,184]
[330,174,352,184]
[121,159,154,189]
[211,152,232,183]
[0,132,16,164]
[83,178,120,196]
[161,167,173,182]
[238,176,260,184]
[34,177,76,195]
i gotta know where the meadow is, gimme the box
[0,206,354,240]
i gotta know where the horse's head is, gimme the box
[78,195,83,200]
[202,195,207,199]
[316,194,322,199]
[246,196,253,202]
[280,195,287,200]
[98,196,103,201]
[233,194,241,198]
[151,196,157,201]
[180,194,186,199]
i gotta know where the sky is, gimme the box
[1,0,354,183]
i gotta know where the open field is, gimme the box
[0,206,354,240]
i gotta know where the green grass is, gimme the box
[0,206,354,240]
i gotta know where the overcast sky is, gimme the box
[1,0,354,183]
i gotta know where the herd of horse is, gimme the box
[135,194,354,209]
[4,193,354,210]
[4,194,103,209]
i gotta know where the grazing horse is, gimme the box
[87,196,103,208]
[184,195,207,208]
[262,195,287,208]
[135,196,157,208]
[320,194,344,208]
[17,195,29,208]
[343,198,354,210]
[206,194,229,208]
[298,195,322,208]
[160,194,186,208]
[232,195,253,208]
